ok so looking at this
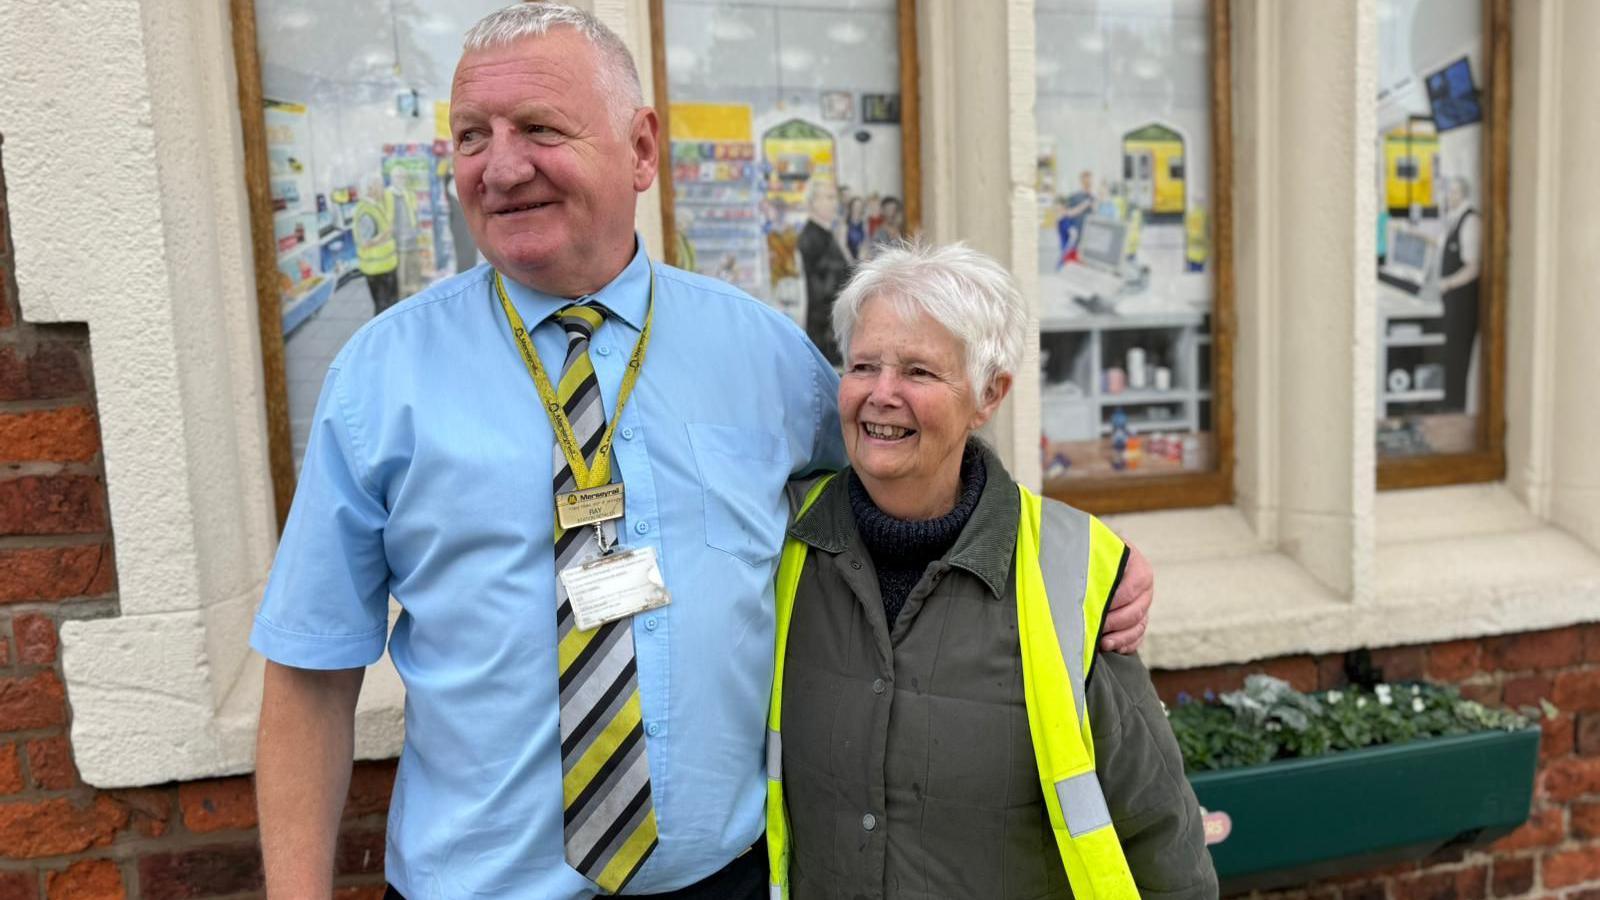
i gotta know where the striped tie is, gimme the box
[551,304,658,892]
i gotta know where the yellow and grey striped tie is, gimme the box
[551,304,658,892]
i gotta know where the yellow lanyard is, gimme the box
[494,266,654,491]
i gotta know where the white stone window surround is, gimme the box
[1121,0,1600,670]
[0,0,1591,789]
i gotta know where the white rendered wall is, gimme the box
[1543,0,1600,553]
[0,0,399,787]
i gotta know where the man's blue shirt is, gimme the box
[251,244,845,897]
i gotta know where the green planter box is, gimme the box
[1187,727,1541,894]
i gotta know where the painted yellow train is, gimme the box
[1122,123,1186,222]
[1383,118,1440,216]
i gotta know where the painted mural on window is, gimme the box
[1375,0,1487,457]
[1035,0,1215,482]
[255,1,507,469]
[663,0,905,365]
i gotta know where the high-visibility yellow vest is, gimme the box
[1185,205,1209,265]
[766,476,1139,899]
[353,192,399,276]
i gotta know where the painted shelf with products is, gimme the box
[669,138,767,296]
[1040,308,1213,479]
[265,99,334,337]
[316,187,357,287]
[1038,214,1215,479]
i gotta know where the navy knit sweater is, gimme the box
[847,442,986,628]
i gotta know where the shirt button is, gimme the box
[646,722,661,737]
[635,521,650,535]
[596,345,611,356]
[644,617,658,631]
[872,678,886,694]
[621,427,635,440]
[861,813,877,832]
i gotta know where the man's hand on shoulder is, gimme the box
[1101,542,1152,654]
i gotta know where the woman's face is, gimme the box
[882,199,903,227]
[839,296,1008,506]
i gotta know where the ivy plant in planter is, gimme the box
[1169,675,1545,894]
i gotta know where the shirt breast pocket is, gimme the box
[686,423,790,567]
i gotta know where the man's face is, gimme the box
[809,181,839,224]
[450,30,656,294]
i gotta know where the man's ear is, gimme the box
[631,107,660,193]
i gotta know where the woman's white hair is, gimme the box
[462,3,644,133]
[832,241,1026,397]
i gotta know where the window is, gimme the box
[1374,0,1509,488]
[1034,0,1234,514]
[652,0,921,364]
[238,1,508,520]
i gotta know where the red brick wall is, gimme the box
[1152,626,1600,899]
[0,140,395,898]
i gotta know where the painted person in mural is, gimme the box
[871,195,906,249]
[250,5,1156,899]
[1054,169,1097,267]
[798,177,853,365]
[1434,175,1480,412]
[352,175,418,316]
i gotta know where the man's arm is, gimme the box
[1101,541,1153,654]
[257,662,365,899]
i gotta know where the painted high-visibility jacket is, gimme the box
[353,187,416,277]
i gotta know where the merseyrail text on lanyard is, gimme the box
[494,267,654,532]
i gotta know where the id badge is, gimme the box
[559,544,671,632]
[556,483,625,530]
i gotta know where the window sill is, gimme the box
[1126,487,1600,670]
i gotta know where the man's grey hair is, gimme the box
[463,3,645,132]
[832,241,1026,397]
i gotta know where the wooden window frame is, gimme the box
[649,0,923,264]
[1376,0,1510,491]
[1044,0,1236,516]
[231,0,297,530]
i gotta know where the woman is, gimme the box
[765,243,1216,899]
[845,196,869,261]
[870,196,905,249]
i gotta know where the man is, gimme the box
[352,175,417,316]
[1055,169,1096,268]
[252,6,1154,899]
[1433,176,1481,412]
[796,178,851,365]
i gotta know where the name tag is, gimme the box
[556,483,625,530]
[559,545,671,632]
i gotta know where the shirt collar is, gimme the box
[790,441,1020,602]
[494,236,653,332]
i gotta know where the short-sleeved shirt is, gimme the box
[251,242,845,898]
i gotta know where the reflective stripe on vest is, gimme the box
[766,477,1137,899]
